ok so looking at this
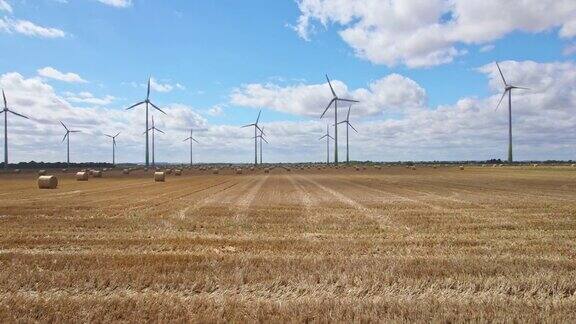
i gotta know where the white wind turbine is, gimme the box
[126,77,167,166]
[60,121,81,165]
[104,132,120,166]
[320,75,359,165]
[183,129,199,166]
[318,124,334,165]
[495,62,530,163]
[1,89,30,168]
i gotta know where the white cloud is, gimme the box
[480,44,495,53]
[150,78,172,92]
[38,67,87,83]
[0,0,12,13]
[207,105,224,117]
[0,17,66,38]
[231,74,426,117]
[97,0,132,8]
[293,0,576,68]
[64,92,115,106]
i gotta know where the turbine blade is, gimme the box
[256,109,261,124]
[320,98,336,118]
[60,121,69,131]
[349,122,359,133]
[105,134,113,138]
[149,101,167,115]
[256,124,263,134]
[114,132,120,138]
[156,128,165,134]
[241,123,256,128]
[126,101,146,110]
[9,110,29,119]
[62,132,68,143]
[262,137,269,144]
[70,130,81,133]
[193,138,199,144]
[336,121,347,125]
[2,89,6,108]
[319,135,328,140]
[336,98,359,103]
[495,62,507,86]
[347,105,351,120]
[328,135,335,140]
[183,137,191,142]
[495,90,507,111]
[326,74,336,97]
[511,86,530,90]
[147,77,151,99]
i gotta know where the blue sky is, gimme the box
[1,0,575,163]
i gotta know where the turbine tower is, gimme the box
[60,121,81,165]
[255,126,268,165]
[319,124,334,165]
[145,116,164,167]
[241,110,263,165]
[495,62,530,163]
[336,105,358,164]
[320,75,358,165]
[126,77,166,166]
[183,129,199,166]
[105,132,120,166]
[1,89,29,169]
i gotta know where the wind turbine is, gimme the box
[495,62,530,163]
[336,105,358,164]
[144,116,164,167]
[105,132,120,166]
[241,110,263,165]
[126,77,167,166]
[318,124,334,165]
[320,75,359,165]
[60,121,81,165]
[183,129,199,166]
[255,126,268,165]
[1,89,30,168]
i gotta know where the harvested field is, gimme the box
[0,166,575,322]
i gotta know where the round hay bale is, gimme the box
[411,166,416,171]
[212,168,219,174]
[459,166,464,170]
[481,164,486,168]
[236,168,243,175]
[154,172,166,182]
[38,170,47,176]
[433,165,437,169]
[250,167,255,171]
[61,168,68,173]
[264,168,270,174]
[38,175,58,189]
[286,168,291,172]
[175,169,182,176]
[122,169,130,175]
[143,167,148,172]
[76,172,89,181]
[355,166,360,171]
[533,164,538,168]
[571,164,575,168]
[92,170,102,178]
[165,169,173,175]
[13,169,21,174]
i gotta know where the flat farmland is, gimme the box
[1,166,575,322]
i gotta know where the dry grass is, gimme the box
[1,166,576,322]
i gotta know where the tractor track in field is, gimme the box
[296,175,393,227]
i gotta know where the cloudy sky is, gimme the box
[1,0,575,164]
